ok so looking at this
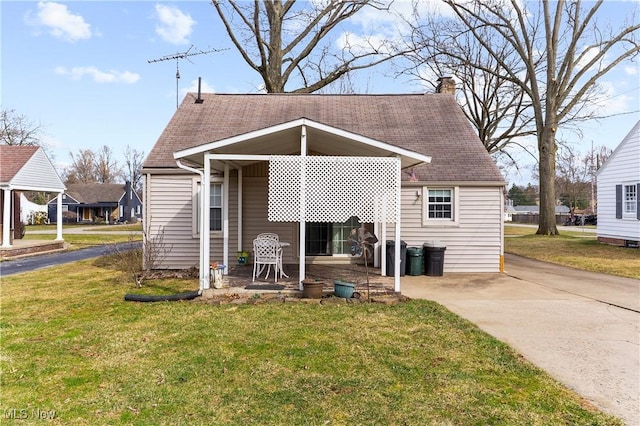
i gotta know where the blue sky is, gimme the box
[1,1,639,187]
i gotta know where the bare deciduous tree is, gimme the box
[211,0,401,93]
[442,0,639,235]
[65,145,123,184]
[404,8,536,165]
[0,108,45,146]
[555,145,591,213]
[66,149,97,184]
[95,145,123,184]
[124,145,145,192]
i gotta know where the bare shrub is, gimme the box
[111,226,172,287]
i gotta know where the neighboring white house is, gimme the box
[0,145,65,249]
[142,85,506,291]
[20,193,48,224]
[596,120,640,247]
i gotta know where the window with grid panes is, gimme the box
[428,189,452,219]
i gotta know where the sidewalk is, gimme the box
[401,254,639,426]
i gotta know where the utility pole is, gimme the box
[148,45,225,109]
[590,140,595,215]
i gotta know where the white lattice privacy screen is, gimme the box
[268,156,400,223]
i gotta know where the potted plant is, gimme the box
[236,250,250,265]
[333,278,356,298]
[301,278,324,299]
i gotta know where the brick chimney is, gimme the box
[436,77,456,94]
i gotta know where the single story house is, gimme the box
[142,81,506,291]
[0,145,65,247]
[513,205,570,215]
[596,120,640,247]
[48,181,142,224]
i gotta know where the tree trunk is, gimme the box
[537,126,559,235]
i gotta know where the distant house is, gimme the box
[143,86,506,291]
[48,181,142,224]
[0,145,65,248]
[504,199,517,222]
[513,205,570,215]
[596,121,640,247]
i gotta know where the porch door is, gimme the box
[305,216,361,256]
[82,208,91,221]
[305,222,330,255]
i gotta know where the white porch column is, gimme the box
[380,221,387,276]
[237,168,243,252]
[202,154,212,289]
[55,192,63,241]
[2,188,11,248]
[223,163,230,272]
[394,156,402,292]
[298,125,307,290]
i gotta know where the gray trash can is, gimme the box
[386,240,407,277]
[423,240,446,276]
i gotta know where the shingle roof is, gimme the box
[0,145,39,183]
[144,93,504,183]
[65,183,125,204]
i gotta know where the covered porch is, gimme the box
[172,118,431,293]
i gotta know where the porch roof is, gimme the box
[0,145,65,192]
[173,118,431,171]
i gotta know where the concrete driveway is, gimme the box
[401,254,639,426]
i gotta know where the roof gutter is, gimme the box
[176,160,206,294]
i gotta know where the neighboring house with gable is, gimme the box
[596,120,640,247]
[48,181,142,224]
[142,81,506,291]
[0,145,65,248]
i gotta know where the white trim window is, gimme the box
[193,179,223,235]
[422,186,459,226]
[624,184,637,216]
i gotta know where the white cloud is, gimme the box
[154,4,195,45]
[623,65,638,76]
[590,80,634,116]
[25,2,93,42]
[54,66,140,84]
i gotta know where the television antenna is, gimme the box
[148,45,225,109]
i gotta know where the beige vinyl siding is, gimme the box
[147,175,199,269]
[147,173,239,270]
[242,175,298,263]
[392,186,503,273]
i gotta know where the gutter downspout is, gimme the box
[176,160,205,294]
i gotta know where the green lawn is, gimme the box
[0,259,622,425]
[504,225,639,279]
[22,223,142,248]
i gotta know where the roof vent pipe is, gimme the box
[195,77,204,104]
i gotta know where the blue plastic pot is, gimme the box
[334,280,356,298]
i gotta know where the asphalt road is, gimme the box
[0,242,141,277]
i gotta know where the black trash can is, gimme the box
[406,247,423,276]
[423,241,446,276]
[386,240,407,276]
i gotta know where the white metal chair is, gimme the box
[252,238,281,282]
[257,233,279,242]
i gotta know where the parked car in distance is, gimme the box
[564,214,597,226]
